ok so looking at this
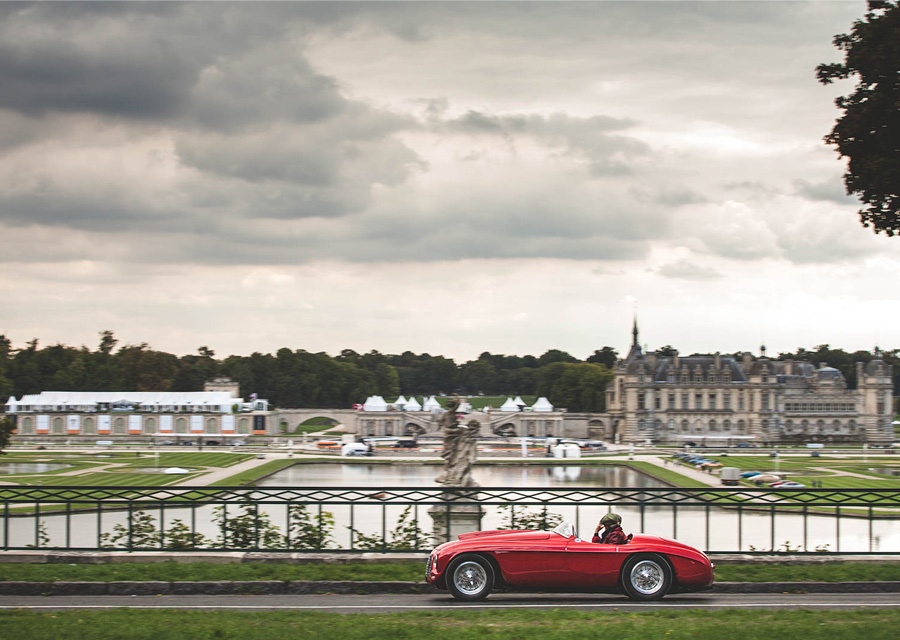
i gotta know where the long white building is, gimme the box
[5,391,269,438]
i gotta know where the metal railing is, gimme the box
[3,486,900,554]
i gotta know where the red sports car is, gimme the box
[426,521,714,601]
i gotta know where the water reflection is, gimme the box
[256,463,667,488]
[0,463,70,474]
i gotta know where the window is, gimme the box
[723,420,731,431]
[724,393,731,410]
[695,393,703,410]
[738,393,745,410]
[638,393,645,410]
[708,393,716,410]
[694,369,703,383]
[681,394,689,410]
[761,393,770,411]
[655,395,661,410]
[668,394,675,410]
[709,419,717,431]
[681,371,689,384]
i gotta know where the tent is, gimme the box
[531,397,554,412]
[393,395,408,410]
[404,396,422,412]
[499,397,520,412]
[422,396,442,412]
[513,396,526,408]
[362,395,388,412]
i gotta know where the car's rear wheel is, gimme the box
[446,553,494,601]
[621,554,672,600]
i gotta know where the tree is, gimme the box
[587,346,619,368]
[0,417,15,454]
[816,1,900,234]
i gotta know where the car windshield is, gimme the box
[551,520,576,538]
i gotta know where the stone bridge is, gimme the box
[273,408,609,439]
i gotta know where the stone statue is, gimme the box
[435,397,480,487]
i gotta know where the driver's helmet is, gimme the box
[600,512,622,527]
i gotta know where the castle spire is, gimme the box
[632,314,639,348]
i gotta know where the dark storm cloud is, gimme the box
[0,3,347,129]
[0,3,201,119]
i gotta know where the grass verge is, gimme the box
[1,609,899,639]
[2,561,900,584]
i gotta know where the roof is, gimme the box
[648,356,748,383]
[11,391,240,406]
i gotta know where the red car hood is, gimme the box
[457,530,551,542]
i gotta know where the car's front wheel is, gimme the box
[621,554,672,600]
[446,553,494,601]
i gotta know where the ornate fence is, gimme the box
[3,485,900,554]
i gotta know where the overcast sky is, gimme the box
[2,0,897,362]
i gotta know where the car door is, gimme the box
[492,534,573,587]
[563,536,624,588]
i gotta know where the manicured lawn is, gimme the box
[207,458,298,486]
[124,452,253,468]
[1,609,899,640]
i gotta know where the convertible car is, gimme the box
[426,521,714,601]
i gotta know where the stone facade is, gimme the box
[604,320,894,445]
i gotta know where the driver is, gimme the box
[592,512,627,544]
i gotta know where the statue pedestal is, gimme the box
[429,491,483,544]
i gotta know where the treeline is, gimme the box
[0,332,617,412]
[2,334,896,413]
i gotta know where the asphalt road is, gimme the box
[3,592,900,613]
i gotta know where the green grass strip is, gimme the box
[2,561,899,584]
[1,609,900,639]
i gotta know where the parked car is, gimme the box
[770,481,805,488]
[426,520,714,602]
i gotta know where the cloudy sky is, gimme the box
[1,0,897,362]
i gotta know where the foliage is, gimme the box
[287,504,336,549]
[24,522,50,548]
[0,416,15,454]
[348,505,427,550]
[100,510,161,549]
[213,503,284,549]
[497,504,564,531]
[816,1,900,234]
[164,519,210,549]
[537,362,613,412]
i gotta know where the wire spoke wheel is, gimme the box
[454,561,488,595]
[630,560,664,594]
[446,554,495,601]
[622,554,672,600]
